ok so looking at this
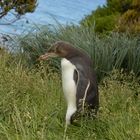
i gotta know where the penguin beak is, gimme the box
[38,52,57,61]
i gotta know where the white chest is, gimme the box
[61,58,77,124]
[61,58,77,100]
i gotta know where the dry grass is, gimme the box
[0,52,139,140]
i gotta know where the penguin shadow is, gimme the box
[70,104,98,127]
[62,109,98,140]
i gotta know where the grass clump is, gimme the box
[17,26,140,80]
[0,49,140,140]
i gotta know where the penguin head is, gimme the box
[39,41,73,60]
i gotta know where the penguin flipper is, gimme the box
[76,71,90,109]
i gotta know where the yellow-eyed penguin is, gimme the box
[39,41,99,125]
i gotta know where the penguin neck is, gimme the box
[61,58,76,69]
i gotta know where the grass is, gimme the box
[16,25,140,80]
[0,49,140,140]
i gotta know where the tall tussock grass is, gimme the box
[0,52,140,140]
[0,52,64,139]
[17,25,140,80]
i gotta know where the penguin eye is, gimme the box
[48,47,56,53]
[48,48,53,53]
[56,46,61,53]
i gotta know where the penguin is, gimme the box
[39,41,99,125]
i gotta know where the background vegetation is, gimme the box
[0,0,37,24]
[0,25,140,139]
[18,25,140,80]
[81,0,140,34]
[0,45,140,140]
[0,0,140,139]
